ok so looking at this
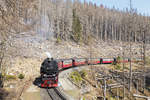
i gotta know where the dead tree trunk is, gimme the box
[143,31,146,93]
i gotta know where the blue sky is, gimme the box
[81,0,150,15]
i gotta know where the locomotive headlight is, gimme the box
[43,74,47,77]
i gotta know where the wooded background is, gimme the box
[35,0,150,43]
[0,0,150,43]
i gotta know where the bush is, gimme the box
[124,66,129,70]
[56,36,61,43]
[80,70,87,78]
[18,74,24,79]
[112,56,122,65]
[5,75,16,81]
[114,64,121,70]
[146,57,150,65]
[82,97,86,100]
[109,97,116,100]
[117,56,122,62]
[107,80,113,84]
[70,71,82,83]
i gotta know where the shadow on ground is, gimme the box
[33,76,42,88]
[0,88,9,100]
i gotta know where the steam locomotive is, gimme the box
[40,57,141,88]
[40,58,59,87]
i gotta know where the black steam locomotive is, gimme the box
[40,58,59,87]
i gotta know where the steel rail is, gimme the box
[47,88,66,100]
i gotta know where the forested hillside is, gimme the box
[36,0,150,43]
[0,0,150,43]
[1,1,150,99]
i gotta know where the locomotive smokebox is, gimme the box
[40,58,59,75]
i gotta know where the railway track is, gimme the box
[47,88,66,100]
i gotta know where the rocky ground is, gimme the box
[3,33,150,100]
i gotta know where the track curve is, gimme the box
[47,88,66,100]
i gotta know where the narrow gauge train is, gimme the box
[40,58,59,87]
[40,57,139,88]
